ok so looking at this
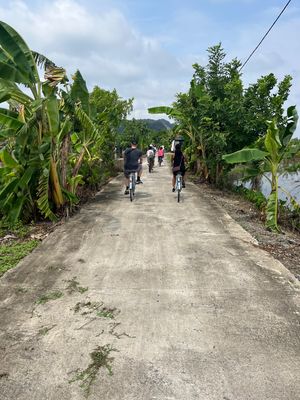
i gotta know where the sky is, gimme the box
[0,0,299,136]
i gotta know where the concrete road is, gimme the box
[1,160,300,400]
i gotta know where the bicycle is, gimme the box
[129,171,136,201]
[175,172,182,203]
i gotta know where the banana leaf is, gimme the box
[280,105,298,147]
[45,94,59,136]
[264,120,281,162]
[0,108,24,130]
[148,106,173,115]
[70,70,90,114]
[74,105,103,145]
[0,78,33,105]
[222,148,268,164]
[148,106,182,120]
[32,51,55,70]
[9,196,25,223]
[0,21,39,84]
[0,61,30,84]
[0,178,19,203]
[18,166,35,189]
[0,128,15,138]
[0,148,19,168]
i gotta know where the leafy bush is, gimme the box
[234,185,267,210]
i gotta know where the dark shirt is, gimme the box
[124,147,142,170]
[173,150,185,171]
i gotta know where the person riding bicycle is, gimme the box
[147,145,155,171]
[123,140,143,195]
[171,143,186,192]
[157,146,164,166]
[150,144,157,165]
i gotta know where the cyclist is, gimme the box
[157,146,164,166]
[123,140,143,195]
[171,143,186,192]
[147,145,155,172]
[150,143,157,165]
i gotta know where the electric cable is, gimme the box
[239,0,292,72]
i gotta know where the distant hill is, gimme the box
[140,119,174,131]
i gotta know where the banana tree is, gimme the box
[222,106,299,232]
[0,21,74,221]
[0,21,111,222]
[60,70,106,191]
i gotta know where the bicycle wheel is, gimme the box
[176,174,182,202]
[129,173,134,201]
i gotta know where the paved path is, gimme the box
[1,160,300,400]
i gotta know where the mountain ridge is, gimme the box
[139,118,174,131]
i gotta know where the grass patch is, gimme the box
[36,291,63,304]
[96,308,115,319]
[38,325,56,336]
[73,301,102,314]
[65,277,88,294]
[0,240,39,277]
[69,344,117,398]
[73,301,118,319]
[0,221,30,239]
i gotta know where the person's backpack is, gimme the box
[147,149,154,158]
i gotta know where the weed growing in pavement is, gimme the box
[64,277,88,294]
[73,301,118,318]
[36,291,63,304]
[15,286,28,294]
[73,301,100,314]
[96,309,115,319]
[0,240,39,277]
[38,325,56,336]
[69,344,117,398]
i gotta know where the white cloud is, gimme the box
[0,0,188,119]
[0,0,299,136]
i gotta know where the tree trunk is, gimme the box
[50,157,64,207]
[72,147,85,177]
[60,133,70,189]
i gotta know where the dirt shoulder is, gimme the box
[196,182,300,281]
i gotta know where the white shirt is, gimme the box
[147,149,154,157]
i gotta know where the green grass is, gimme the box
[65,277,88,294]
[0,240,39,277]
[96,309,115,319]
[36,291,64,304]
[69,345,117,398]
[38,325,56,336]
[0,221,30,238]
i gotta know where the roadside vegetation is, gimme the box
[0,21,173,275]
[148,43,300,232]
[1,22,300,279]
[0,237,39,277]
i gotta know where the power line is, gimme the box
[239,0,292,72]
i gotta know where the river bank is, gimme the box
[197,182,300,281]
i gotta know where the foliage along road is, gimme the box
[0,160,299,400]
